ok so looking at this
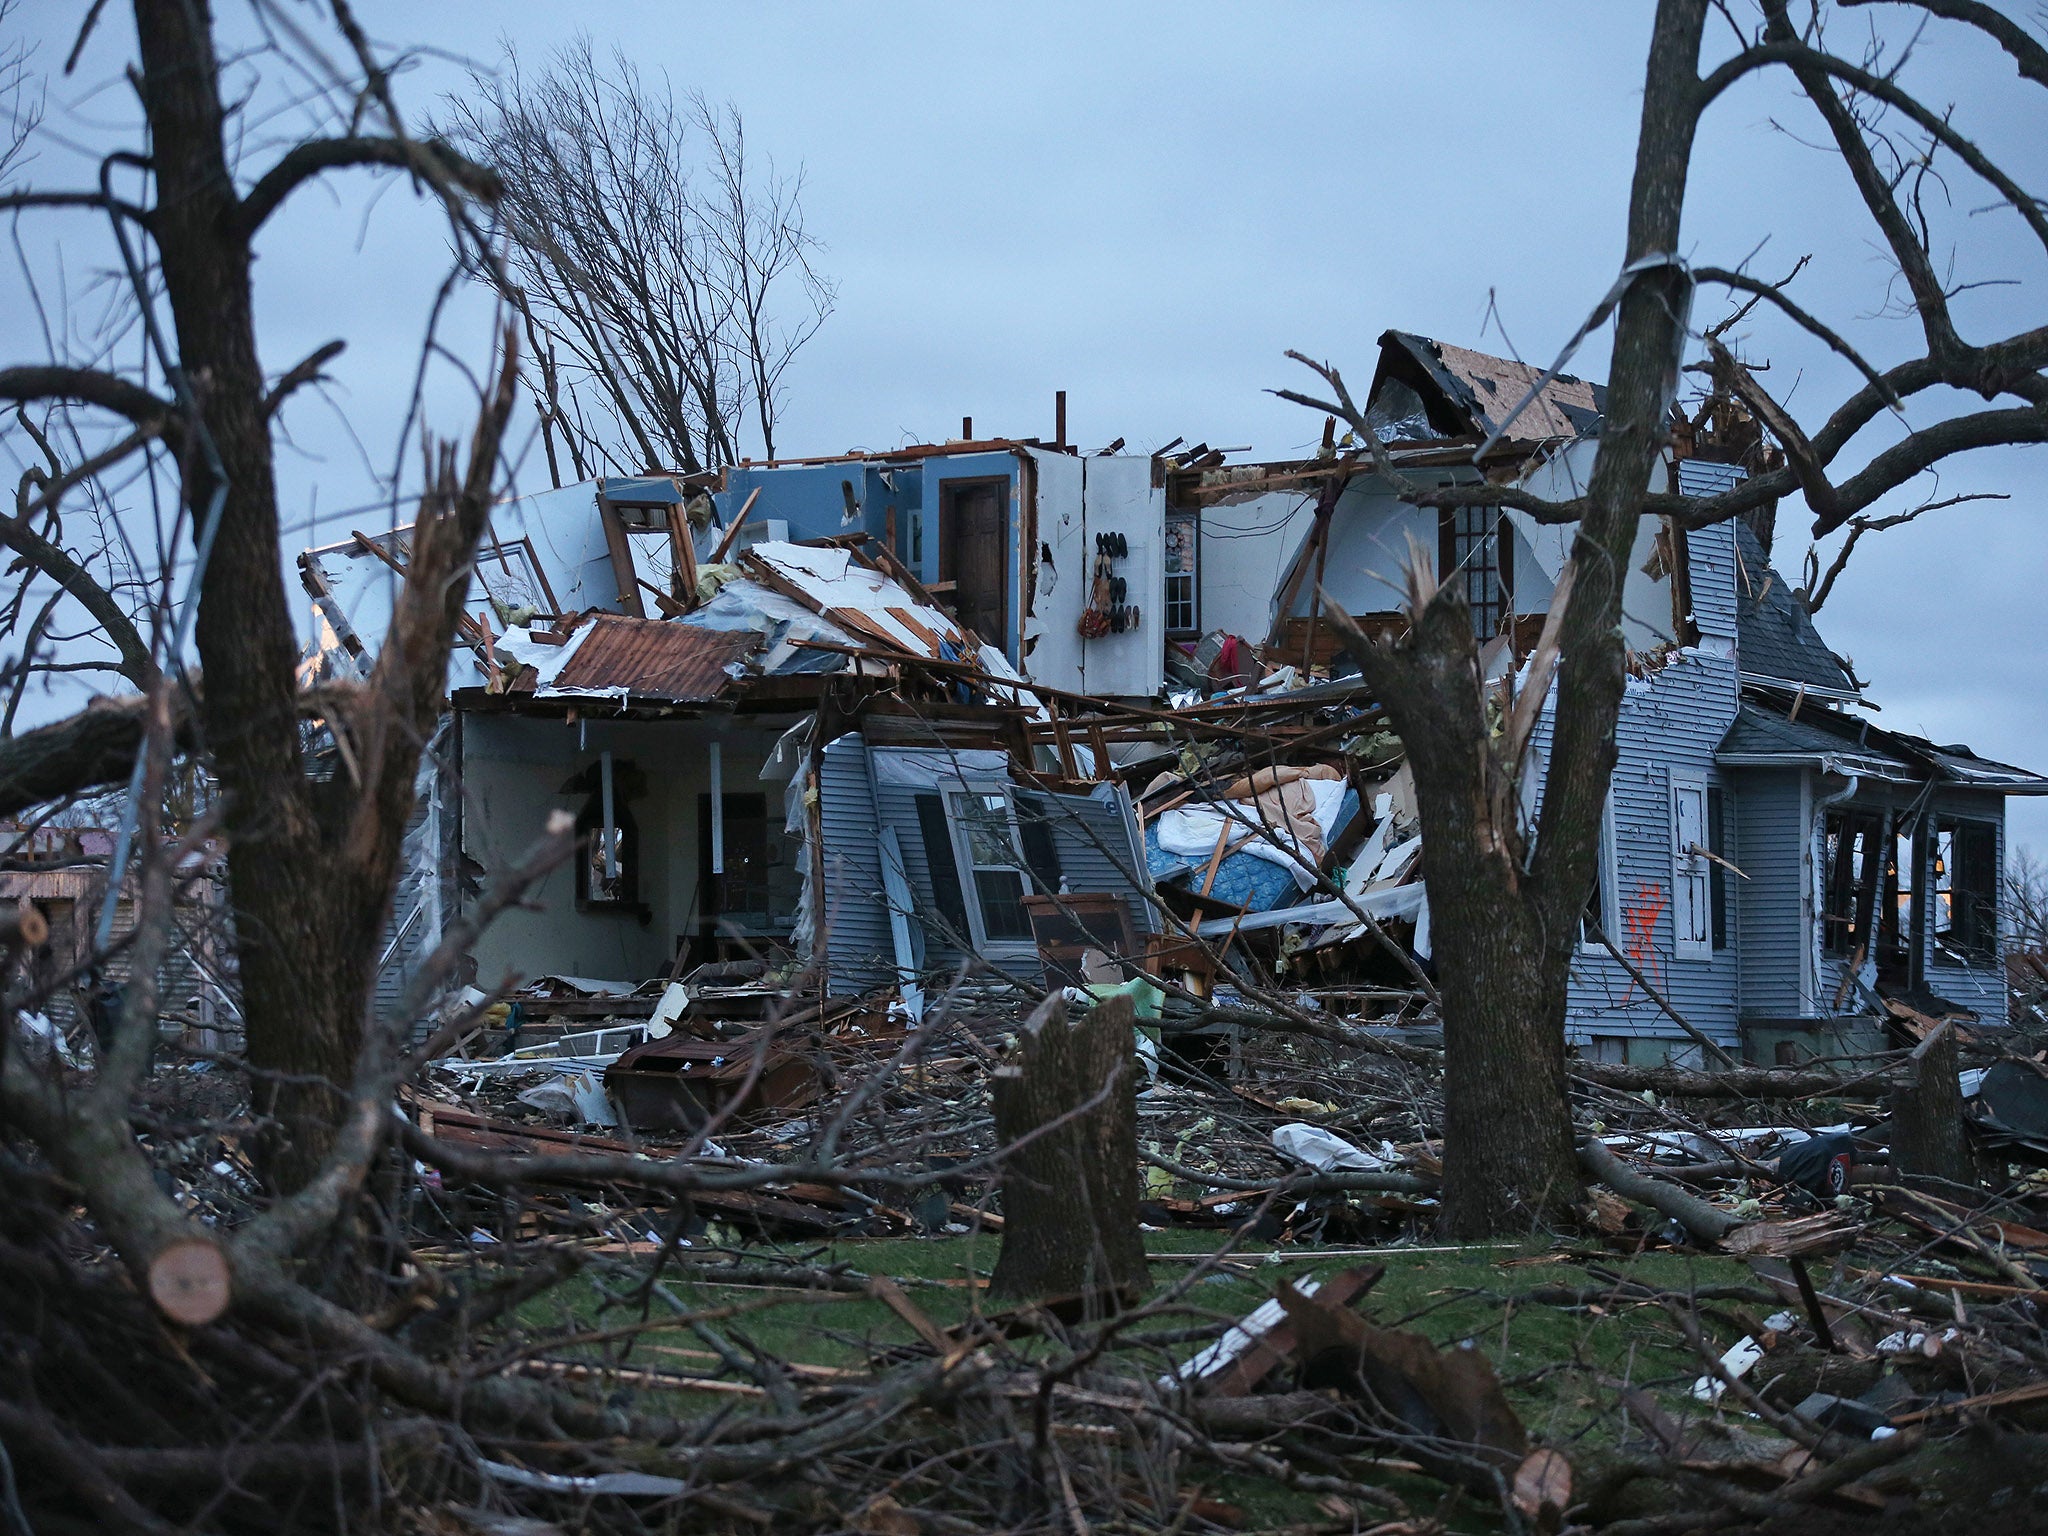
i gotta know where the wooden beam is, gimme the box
[594,494,646,618]
[667,502,699,612]
[710,486,763,564]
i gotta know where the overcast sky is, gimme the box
[8,2,2047,847]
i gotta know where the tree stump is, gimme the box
[1889,1022,1975,1188]
[988,994,1148,1305]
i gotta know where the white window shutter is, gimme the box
[1672,778,1711,960]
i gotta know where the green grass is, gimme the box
[482,1233,1780,1532]
[508,1230,1755,1440]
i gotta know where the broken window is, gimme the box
[1820,809,1884,960]
[1164,513,1198,636]
[1439,506,1513,641]
[949,790,1032,941]
[1879,821,1914,978]
[909,786,1065,951]
[1932,816,1998,963]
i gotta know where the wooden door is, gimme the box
[940,480,1007,644]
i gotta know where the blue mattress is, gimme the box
[1145,788,1357,913]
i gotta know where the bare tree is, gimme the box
[0,0,508,1194]
[2008,845,2048,952]
[440,38,834,482]
[1283,0,2048,1236]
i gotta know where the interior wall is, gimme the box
[457,712,795,988]
[1196,489,1315,641]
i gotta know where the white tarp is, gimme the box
[746,541,968,658]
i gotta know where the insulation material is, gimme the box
[679,576,858,675]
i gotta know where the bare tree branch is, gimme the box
[236,134,501,235]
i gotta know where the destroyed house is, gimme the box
[299,474,1159,1015]
[1174,331,2048,1062]
[302,328,2044,1070]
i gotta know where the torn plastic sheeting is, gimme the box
[1306,882,1431,950]
[1272,1122,1397,1173]
[515,1068,618,1127]
[871,746,1011,789]
[681,576,858,674]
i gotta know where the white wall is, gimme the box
[1507,439,1678,650]
[1196,489,1315,640]
[1078,455,1166,697]
[1022,447,1087,690]
[458,713,796,987]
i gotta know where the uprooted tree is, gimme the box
[1282,0,2048,1236]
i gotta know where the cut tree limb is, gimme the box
[1577,1136,1737,1245]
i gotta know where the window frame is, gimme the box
[1931,814,2000,964]
[1438,504,1514,641]
[1163,510,1200,638]
[940,782,1038,955]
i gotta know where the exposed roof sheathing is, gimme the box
[1379,330,1606,441]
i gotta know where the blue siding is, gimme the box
[1526,519,1743,1053]
[718,451,1029,664]
[1557,649,1743,1050]
[817,735,896,996]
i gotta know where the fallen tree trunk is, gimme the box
[1571,1059,1905,1098]
[0,692,193,818]
[1577,1136,1737,1245]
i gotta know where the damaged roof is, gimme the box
[1717,697,2048,793]
[1732,522,1857,696]
[547,614,760,704]
[1375,330,1606,442]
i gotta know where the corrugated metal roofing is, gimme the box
[1732,522,1857,694]
[548,614,759,702]
[1381,330,1606,441]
